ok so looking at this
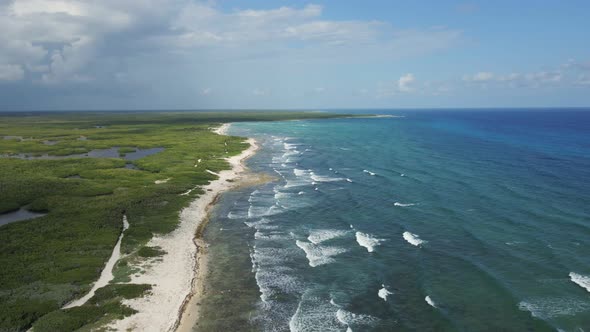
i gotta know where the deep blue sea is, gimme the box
[195,110,590,332]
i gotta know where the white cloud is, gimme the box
[462,66,577,89]
[0,0,462,87]
[377,73,419,97]
[398,73,415,92]
[0,64,25,81]
[577,74,590,86]
[463,71,494,82]
[252,88,269,96]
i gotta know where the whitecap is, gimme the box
[293,168,309,177]
[336,309,379,330]
[289,294,343,332]
[254,230,291,241]
[308,229,349,244]
[295,240,348,267]
[284,143,299,150]
[569,272,590,293]
[346,178,353,183]
[248,204,283,219]
[518,297,590,319]
[355,232,382,252]
[309,171,345,182]
[255,269,302,302]
[394,202,415,207]
[378,285,393,301]
[244,217,273,228]
[363,169,376,176]
[227,210,248,219]
[425,296,436,308]
[403,231,426,247]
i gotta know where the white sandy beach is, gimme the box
[108,123,257,332]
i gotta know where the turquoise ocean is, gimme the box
[195,110,590,332]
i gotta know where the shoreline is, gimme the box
[108,123,259,332]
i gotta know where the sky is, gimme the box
[1,0,589,110]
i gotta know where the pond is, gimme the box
[0,208,47,227]
[1,147,165,161]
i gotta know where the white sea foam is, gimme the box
[296,240,348,267]
[294,168,309,177]
[518,298,590,319]
[289,294,344,332]
[363,169,376,176]
[336,309,379,330]
[254,230,291,241]
[227,210,248,219]
[355,232,382,252]
[569,272,590,293]
[346,178,353,183]
[307,229,349,244]
[403,231,426,247]
[251,247,303,302]
[284,143,299,150]
[309,171,345,182]
[425,296,436,308]
[378,285,393,301]
[394,202,416,207]
[244,218,277,230]
[248,204,283,219]
[255,269,302,302]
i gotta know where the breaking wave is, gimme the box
[295,240,348,267]
[355,232,382,252]
[403,231,426,247]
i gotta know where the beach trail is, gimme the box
[63,215,129,309]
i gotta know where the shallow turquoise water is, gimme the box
[197,110,590,331]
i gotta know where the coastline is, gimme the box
[108,123,258,332]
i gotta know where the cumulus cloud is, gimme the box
[577,74,590,86]
[252,88,269,96]
[398,73,416,92]
[0,1,468,109]
[0,65,25,81]
[0,1,462,86]
[377,73,419,97]
[462,64,578,89]
[463,71,494,82]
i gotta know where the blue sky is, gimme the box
[1,0,589,110]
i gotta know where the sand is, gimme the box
[108,123,258,332]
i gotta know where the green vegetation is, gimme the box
[31,284,151,332]
[0,111,350,331]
